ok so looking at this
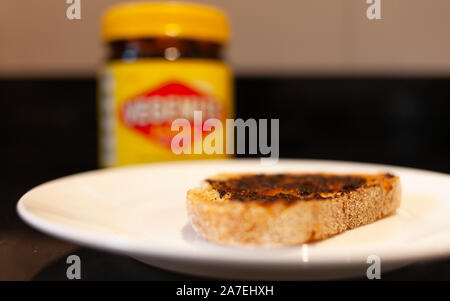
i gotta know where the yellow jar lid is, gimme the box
[102,2,229,43]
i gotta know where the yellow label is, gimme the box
[98,59,233,167]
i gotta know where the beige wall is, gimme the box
[1,0,450,77]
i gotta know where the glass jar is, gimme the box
[99,2,233,167]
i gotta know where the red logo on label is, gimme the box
[120,82,222,148]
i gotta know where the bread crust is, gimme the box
[186,173,401,246]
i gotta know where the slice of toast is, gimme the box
[186,173,401,246]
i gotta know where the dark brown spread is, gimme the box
[206,174,367,204]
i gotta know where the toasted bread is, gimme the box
[186,173,401,246]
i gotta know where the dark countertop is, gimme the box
[1,218,449,281]
[1,77,450,281]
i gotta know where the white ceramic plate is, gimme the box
[17,159,450,280]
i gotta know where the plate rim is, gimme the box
[17,158,450,267]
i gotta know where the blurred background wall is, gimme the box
[2,0,450,77]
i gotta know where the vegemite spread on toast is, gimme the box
[206,173,393,203]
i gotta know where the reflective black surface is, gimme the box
[1,77,449,280]
[33,248,450,281]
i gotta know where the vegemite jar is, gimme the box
[99,2,233,167]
